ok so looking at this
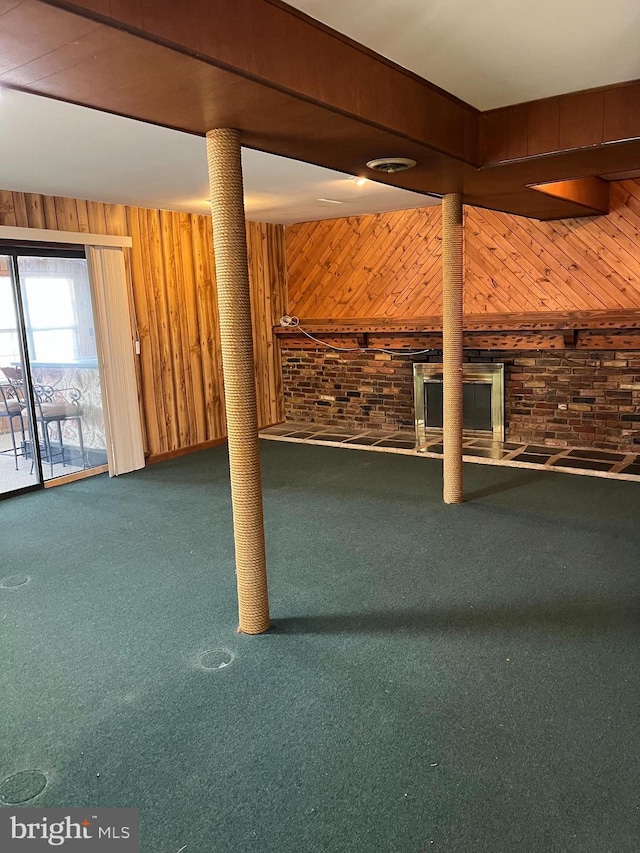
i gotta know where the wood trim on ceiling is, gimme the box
[35,0,479,165]
[6,0,640,218]
[480,81,640,162]
[528,177,609,214]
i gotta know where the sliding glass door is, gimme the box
[0,255,40,495]
[0,247,108,496]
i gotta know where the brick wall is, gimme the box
[281,347,640,452]
[282,350,414,432]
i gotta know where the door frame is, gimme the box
[0,226,144,483]
[0,252,43,499]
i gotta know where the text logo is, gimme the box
[0,809,138,851]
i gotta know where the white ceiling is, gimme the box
[0,88,438,226]
[289,0,640,110]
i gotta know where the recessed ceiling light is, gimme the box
[366,157,417,174]
[317,198,345,204]
[350,176,368,186]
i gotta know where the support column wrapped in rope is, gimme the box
[206,128,270,633]
[442,192,464,504]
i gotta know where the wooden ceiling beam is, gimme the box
[480,82,640,164]
[2,0,640,219]
[528,177,609,215]
[31,0,479,164]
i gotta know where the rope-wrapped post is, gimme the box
[442,192,464,504]
[206,128,270,634]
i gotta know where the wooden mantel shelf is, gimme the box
[274,310,640,351]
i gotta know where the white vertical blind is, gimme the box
[86,246,145,476]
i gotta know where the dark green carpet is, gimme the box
[1,442,639,852]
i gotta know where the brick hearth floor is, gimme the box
[260,422,640,483]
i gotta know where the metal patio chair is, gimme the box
[30,383,86,478]
[0,381,27,470]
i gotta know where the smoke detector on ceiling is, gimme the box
[365,157,417,174]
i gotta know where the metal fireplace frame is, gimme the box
[413,362,505,444]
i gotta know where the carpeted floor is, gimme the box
[1,441,639,852]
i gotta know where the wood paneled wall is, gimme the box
[286,207,443,318]
[286,180,640,319]
[0,190,286,459]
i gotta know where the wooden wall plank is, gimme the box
[286,179,640,319]
[0,191,16,226]
[11,192,29,227]
[139,206,172,453]
[125,205,157,456]
[160,209,189,448]
[178,211,207,444]
[266,221,286,423]
[470,209,611,311]
[191,213,223,440]
[0,190,287,457]
[24,194,46,229]
[53,196,79,231]
[287,207,446,319]
[104,203,128,237]
[75,199,90,233]
[206,213,227,437]
[86,201,107,235]
[150,209,179,451]
[246,220,286,427]
[42,196,58,229]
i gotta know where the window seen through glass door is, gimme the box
[17,255,108,482]
[0,255,40,495]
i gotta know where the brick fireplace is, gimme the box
[281,347,640,454]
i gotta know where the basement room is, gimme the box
[0,2,639,852]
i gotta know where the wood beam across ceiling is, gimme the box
[529,177,609,215]
[2,0,640,219]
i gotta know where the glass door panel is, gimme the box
[16,255,107,482]
[0,256,41,495]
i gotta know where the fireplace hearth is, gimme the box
[281,347,640,455]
